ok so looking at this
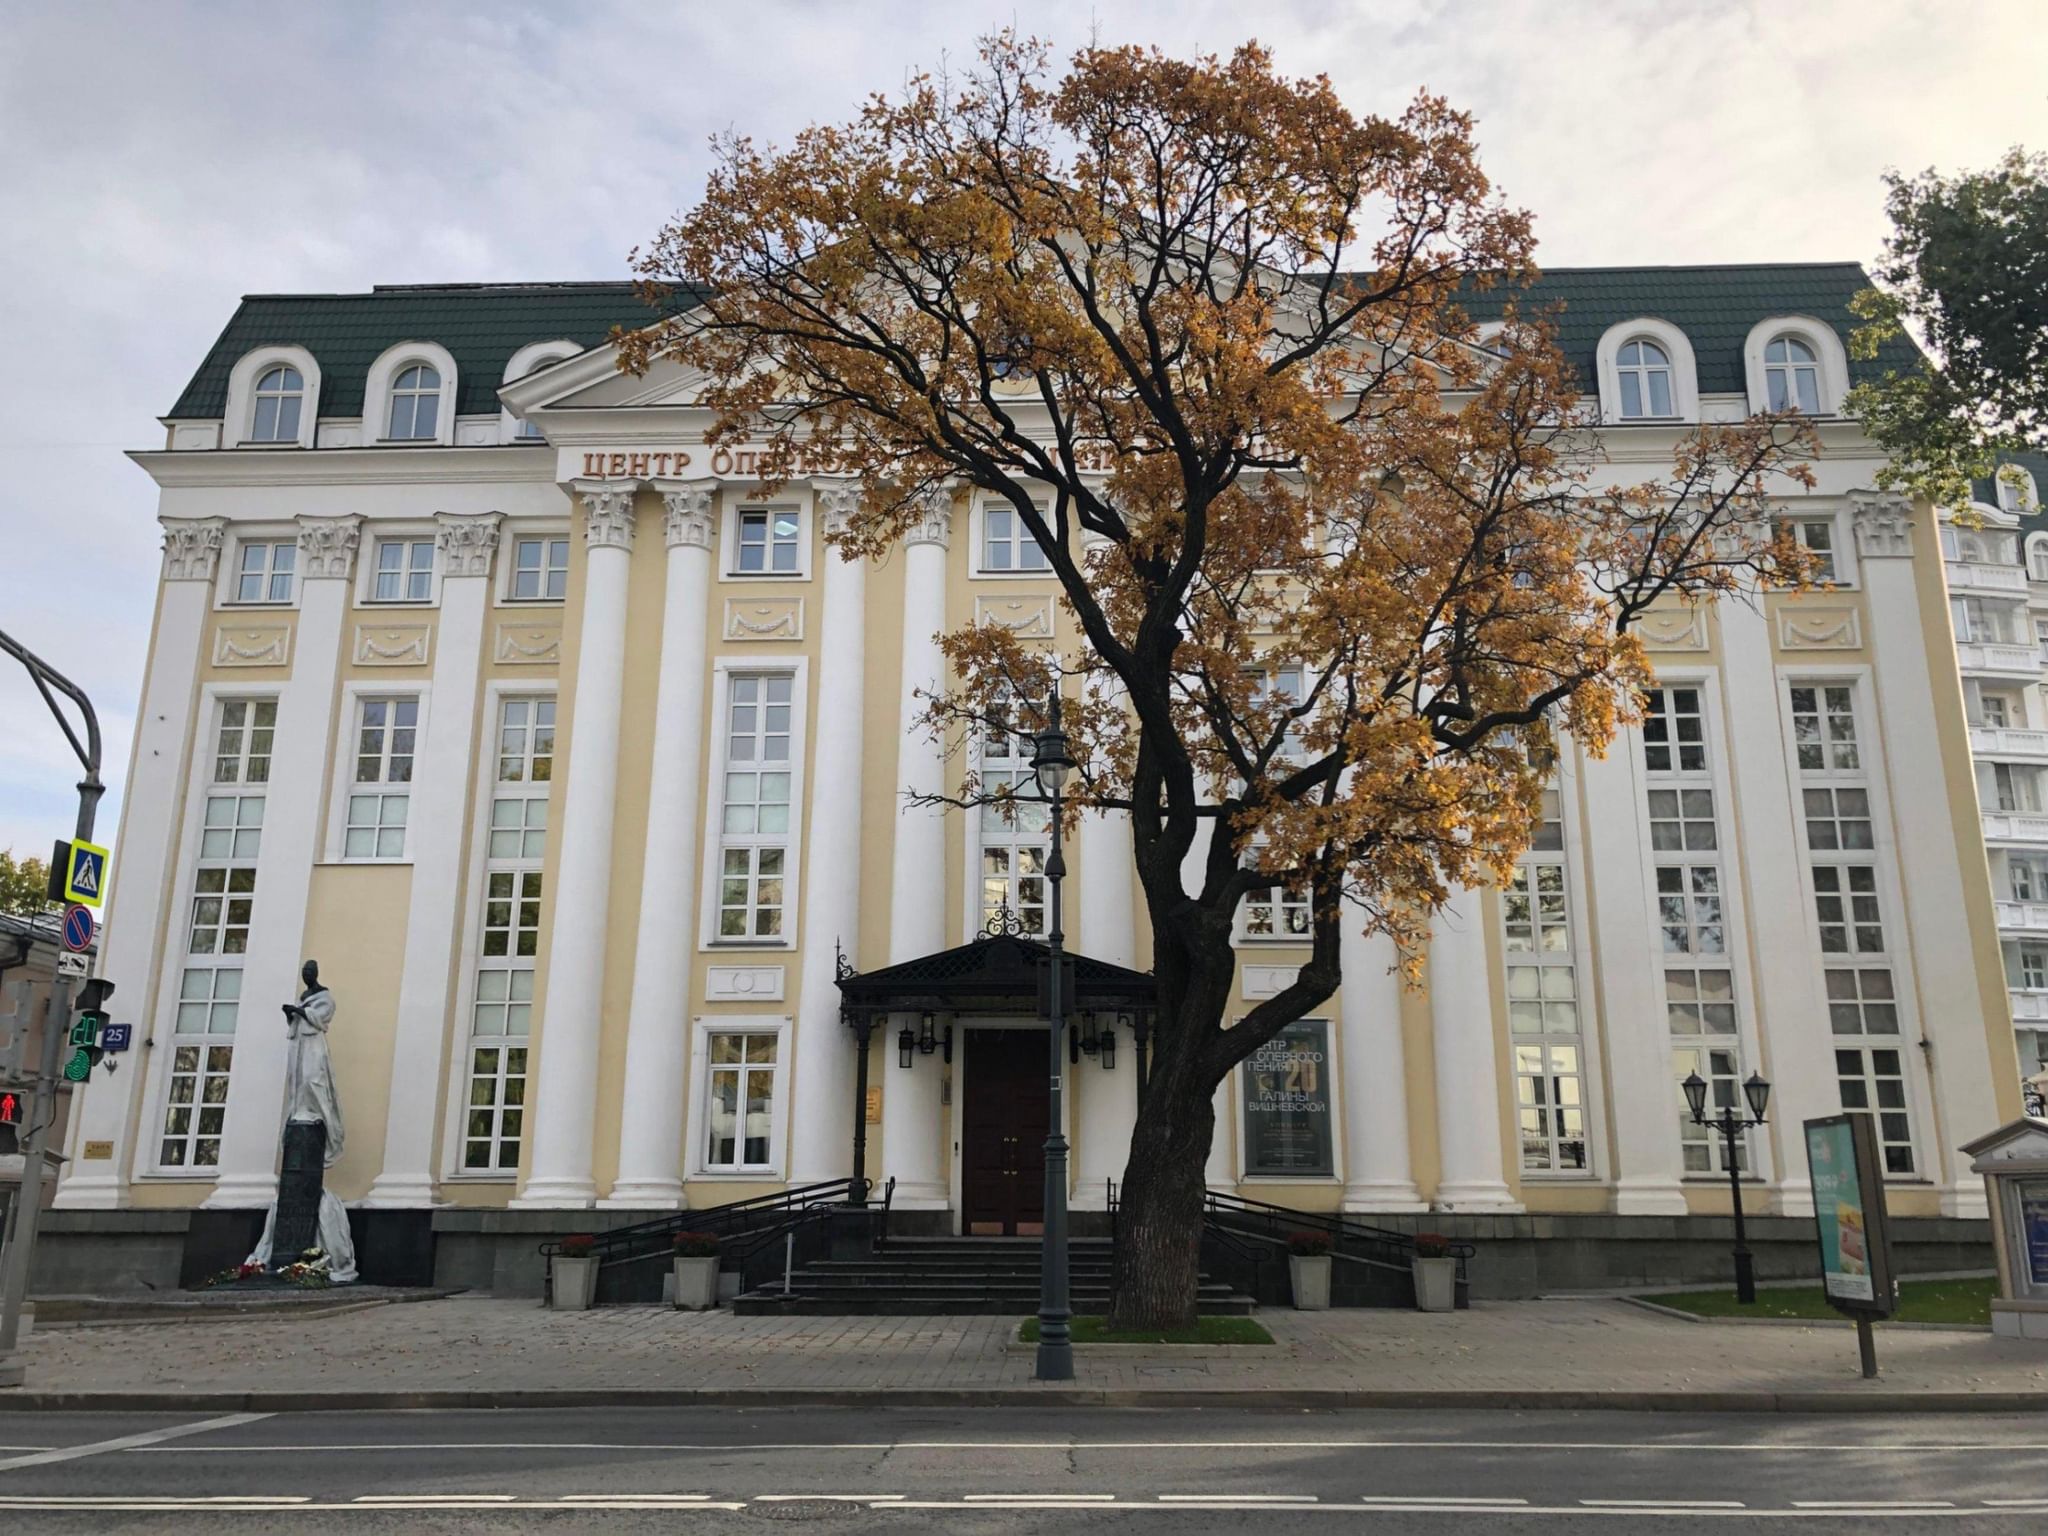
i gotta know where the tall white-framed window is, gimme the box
[343,696,417,860]
[732,507,802,576]
[1643,684,1749,1175]
[508,535,570,602]
[978,691,1051,935]
[1239,878,1311,942]
[1790,679,1917,1175]
[979,501,1051,573]
[2009,853,2048,904]
[371,538,435,603]
[456,693,553,1174]
[157,696,271,1172]
[1764,335,1822,413]
[232,540,296,605]
[687,1017,792,1177]
[386,363,441,440]
[249,364,304,444]
[1250,662,1308,763]
[1672,1042,1747,1176]
[2028,536,2048,584]
[715,671,795,942]
[1616,338,1675,419]
[1505,788,1591,1175]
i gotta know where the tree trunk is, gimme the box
[1110,1077,1214,1331]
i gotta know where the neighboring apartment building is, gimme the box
[53,265,2022,1281]
[1938,454,2048,1089]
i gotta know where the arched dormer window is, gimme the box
[1615,338,1675,419]
[250,365,304,442]
[499,340,580,444]
[1742,317,1848,417]
[387,363,441,440]
[1764,335,1821,414]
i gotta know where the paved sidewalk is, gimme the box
[7,1295,2048,1411]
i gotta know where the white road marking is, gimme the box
[127,1436,2048,1456]
[1358,1495,1529,1506]
[1985,1499,2048,1507]
[354,1493,516,1502]
[966,1492,1119,1501]
[1158,1493,1317,1502]
[755,1494,907,1502]
[1584,1500,1748,1509]
[1794,1502,1957,1510]
[0,1412,269,1473]
[0,1494,308,1505]
[560,1492,714,1501]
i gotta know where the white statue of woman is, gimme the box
[246,960,358,1283]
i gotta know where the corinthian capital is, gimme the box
[813,478,863,538]
[296,514,364,580]
[656,480,717,550]
[905,485,954,549]
[434,511,503,578]
[571,480,639,551]
[160,517,226,582]
[1848,490,1915,559]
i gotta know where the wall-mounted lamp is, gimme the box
[918,1011,937,1055]
[897,1025,915,1069]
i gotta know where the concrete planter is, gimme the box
[549,1254,599,1311]
[672,1255,720,1311]
[1412,1255,1457,1312]
[1289,1254,1332,1310]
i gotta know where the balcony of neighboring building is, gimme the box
[1947,559,2032,596]
[1971,725,2048,762]
[2008,936,2048,1023]
[2013,987,2048,1024]
[1979,764,2048,844]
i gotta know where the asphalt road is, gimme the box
[0,1405,2042,1530]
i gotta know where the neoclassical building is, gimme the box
[53,266,2024,1283]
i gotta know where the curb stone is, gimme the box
[1618,1296,1995,1333]
[3,1386,2048,1414]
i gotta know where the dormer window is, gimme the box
[250,366,304,443]
[387,364,442,441]
[1765,335,1822,414]
[1616,339,1674,419]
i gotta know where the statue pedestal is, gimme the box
[270,1120,326,1268]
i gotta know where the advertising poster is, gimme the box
[2023,1185,2048,1289]
[1805,1118,1873,1302]
[1242,1019,1334,1177]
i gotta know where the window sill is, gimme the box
[361,599,436,609]
[221,600,295,610]
[443,1171,518,1183]
[1520,1172,1601,1182]
[970,567,1055,581]
[236,441,303,451]
[691,1168,786,1181]
[721,571,811,583]
[321,858,414,869]
[1238,1174,1338,1185]
[135,1170,221,1183]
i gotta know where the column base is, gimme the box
[1940,1182,1990,1219]
[510,1177,598,1209]
[598,1180,685,1209]
[360,1174,443,1209]
[1611,1179,1690,1217]
[1341,1181,1429,1214]
[51,1175,126,1211]
[203,1174,278,1209]
[1432,1180,1524,1214]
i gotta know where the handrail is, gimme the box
[537,1179,861,1264]
[1204,1189,1477,1260]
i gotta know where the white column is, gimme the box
[1339,923,1427,1211]
[1429,887,1521,1211]
[880,488,952,1208]
[56,520,223,1208]
[1073,804,1137,1209]
[205,514,360,1209]
[1206,1080,1236,1190]
[600,485,716,1207]
[1718,595,1835,1217]
[785,481,870,1188]
[361,514,501,1207]
[1578,740,1689,1214]
[512,483,637,1208]
[1856,495,2000,1217]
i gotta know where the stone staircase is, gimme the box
[731,1235,1256,1316]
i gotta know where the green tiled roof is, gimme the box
[166,282,692,420]
[169,263,1914,422]
[1459,262,1920,395]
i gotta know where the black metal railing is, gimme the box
[538,1179,863,1268]
[1202,1190,1474,1308]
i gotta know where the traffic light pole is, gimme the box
[0,627,103,1386]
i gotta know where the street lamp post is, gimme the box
[1029,689,1076,1382]
[1684,1069,1772,1305]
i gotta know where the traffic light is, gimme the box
[66,978,114,1081]
[0,1089,20,1156]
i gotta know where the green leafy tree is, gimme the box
[1850,148,2048,505]
[0,850,55,917]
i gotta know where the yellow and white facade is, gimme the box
[57,271,2024,1240]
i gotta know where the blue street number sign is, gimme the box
[99,1024,133,1053]
[60,904,94,953]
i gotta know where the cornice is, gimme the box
[128,445,556,490]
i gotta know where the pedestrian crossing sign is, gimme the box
[63,839,109,908]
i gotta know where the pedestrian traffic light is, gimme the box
[0,1089,21,1156]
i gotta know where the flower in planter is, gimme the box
[558,1234,597,1258]
[1287,1231,1332,1257]
[671,1231,720,1257]
[1412,1232,1452,1259]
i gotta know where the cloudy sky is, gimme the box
[1,0,2044,865]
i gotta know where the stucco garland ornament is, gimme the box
[244,959,359,1284]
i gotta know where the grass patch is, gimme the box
[1642,1274,1995,1325]
[1018,1315,1275,1345]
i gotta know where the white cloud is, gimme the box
[0,0,2042,864]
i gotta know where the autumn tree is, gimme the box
[621,35,1816,1329]
[0,850,54,918]
[1850,148,2048,506]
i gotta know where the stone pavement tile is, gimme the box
[11,1295,2048,1398]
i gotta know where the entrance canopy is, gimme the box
[835,927,1157,1019]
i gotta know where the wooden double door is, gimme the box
[961,1028,1050,1236]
